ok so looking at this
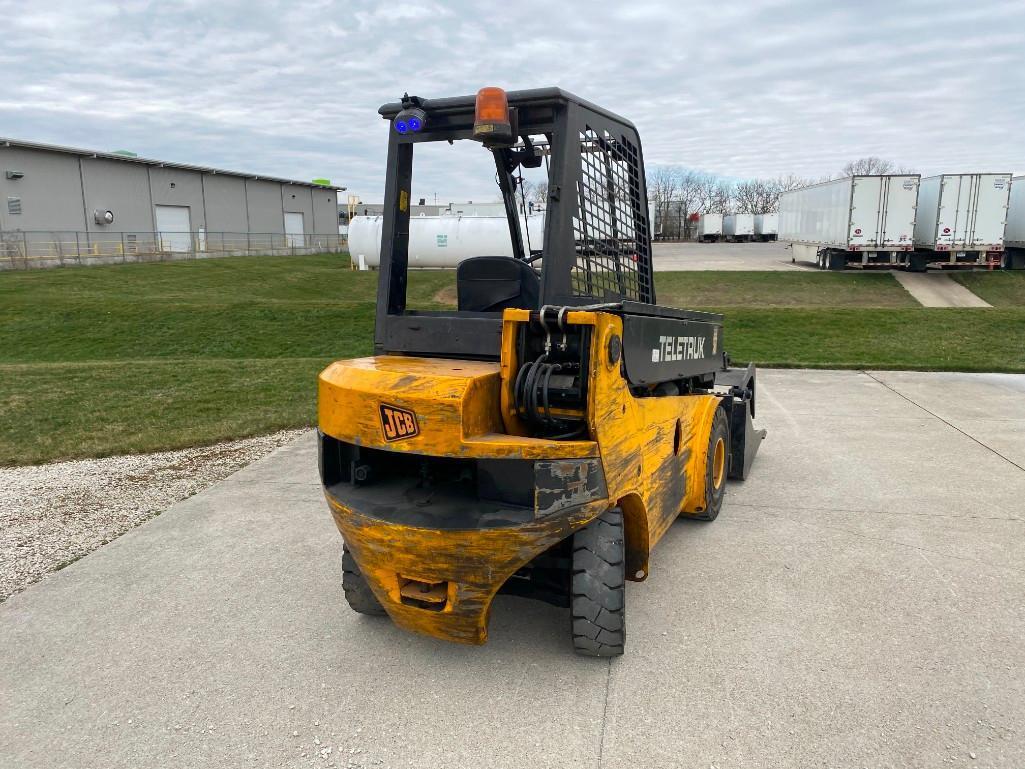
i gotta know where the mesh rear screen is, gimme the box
[571,127,653,302]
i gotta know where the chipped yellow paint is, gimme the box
[326,494,607,644]
[583,312,721,578]
[319,309,724,644]
[318,356,597,460]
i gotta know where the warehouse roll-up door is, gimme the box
[155,205,193,252]
[284,212,305,247]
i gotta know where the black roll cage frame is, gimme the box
[373,87,656,361]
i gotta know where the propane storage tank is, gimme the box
[347,214,545,269]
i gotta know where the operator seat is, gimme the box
[456,256,541,312]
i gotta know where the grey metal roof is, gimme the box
[0,136,344,190]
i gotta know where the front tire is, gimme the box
[571,508,626,657]
[342,543,386,616]
[687,407,729,522]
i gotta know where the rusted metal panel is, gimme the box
[534,459,607,517]
[326,494,606,645]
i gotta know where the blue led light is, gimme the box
[408,116,422,132]
[394,120,409,134]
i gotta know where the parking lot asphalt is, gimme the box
[652,240,807,271]
[2,369,1024,769]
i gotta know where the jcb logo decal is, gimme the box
[379,404,419,442]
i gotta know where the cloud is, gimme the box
[1,0,1022,201]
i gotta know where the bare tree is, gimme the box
[840,157,917,177]
[774,174,811,193]
[734,180,776,214]
[519,179,548,206]
[756,174,816,212]
[712,180,735,215]
[646,166,845,226]
[647,166,700,238]
[694,173,731,214]
[647,166,681,214]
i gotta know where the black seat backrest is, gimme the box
[456,256,540,312]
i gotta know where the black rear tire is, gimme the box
[685,407,730,522]
[571,508,625,657]
[826,250,847,271]
[908,253,930,272]
[342,542,386,616]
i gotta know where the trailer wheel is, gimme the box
[907,253,930,272]
[689,407,730,522]
[571,508,625,657]
[826,250,847,271]
[1000,250,1025,270]
[342,543,386,616]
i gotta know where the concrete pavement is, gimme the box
[894,271,993,307]
[3,369,1025,768]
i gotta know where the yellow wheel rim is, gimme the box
[712,437,726,489]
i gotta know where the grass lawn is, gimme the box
[655,271,918,308]
[949,271,1025,306]
[2,254,1023,465]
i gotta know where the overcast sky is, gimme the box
[2,0,1022,202]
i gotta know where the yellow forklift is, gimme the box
[318,87,765,656]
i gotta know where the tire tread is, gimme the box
[571,508,626,657]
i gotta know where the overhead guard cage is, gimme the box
[375,88,654,360]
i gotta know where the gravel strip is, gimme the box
[0,429,309,602]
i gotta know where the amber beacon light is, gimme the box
[472,87,513,145]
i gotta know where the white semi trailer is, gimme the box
[778,175,919,270]
[347,214,544,269]
[723,213,754,242]
[912,173,1012,270]
[697,213,723,242]
[753,213,778,241]
[1003,175,1025,269]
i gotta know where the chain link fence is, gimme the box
[0,230,348,270]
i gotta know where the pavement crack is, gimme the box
[597,658,612,769]
[864,371,1025,474]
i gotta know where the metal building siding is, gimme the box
[202,174,249,232]
[281,183,315,223]
[311,187,337,235]
[1,138,342,249]
[148,167,206,230]
[80,157,155,233]
[0,146,88,231]
[245,179,286,233]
